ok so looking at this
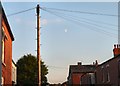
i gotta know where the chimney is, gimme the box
[93,60,98,66]
[77,62,82,65]
[95,60,98,66]
[113,44,120,56]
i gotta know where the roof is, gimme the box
[12,60,17,66]
[2,6,14,41]
[69,64,96,73]
[68,63,96,79]
[97,54,120,67]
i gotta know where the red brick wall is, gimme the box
[72,73,82,85]
[2,19,12,85]
[96,56,120,85]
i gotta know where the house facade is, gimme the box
[67,62,96,85]
[95,44,120,86]
[12,60,17,85]
[81,73,95,85]
[76,44,120,86]
[1,6,14,85]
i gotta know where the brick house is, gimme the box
[67,62,96,85]
[1,6,14,85]
[81,72,95,85]
[12,60,17,85]
[67,44,120,86]
[95,44,120,86]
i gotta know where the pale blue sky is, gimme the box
[2,2,118,84]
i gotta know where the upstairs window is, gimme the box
[2,27,5,64]
[1,77,4,86]
[101,66,104,83]
[118,60,120,78]
[106,65,110,82]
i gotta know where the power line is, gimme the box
[7,6,118,27]
[6,6,117,38]
[44,8,117,31]
[48,65,68,70]
[41,6,118,17]
[41,8,117,39]
[76,17,117,27]
[7,7,36,17]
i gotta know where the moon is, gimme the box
[64,29,68,33]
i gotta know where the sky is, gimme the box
[2,1,118,84]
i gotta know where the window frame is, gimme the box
[106,64,110,82]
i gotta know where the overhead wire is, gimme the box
[7,7,36,17]
[6,6,118,38]
[76,17,118,27]
[41,7,116,38]
[7,6,118,27]
[41,7,117,39]
[41,6,118,28]
[41,7,118,17]
[43,7,117,32]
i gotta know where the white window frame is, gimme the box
[1,77,4,86]
[101,66,104,83]
[106,65,110,82]
[2,27,5,64]
[1,27,6,66]
[2,39,4,63]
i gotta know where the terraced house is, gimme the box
[1,4,15,85]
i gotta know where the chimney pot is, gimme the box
[93,62,95,65]
[95,60,98,65]
[78,62,82,65]
[113,44,120,57]
[117,44,119,48]
[119,44,120,48]
[114,44,116,48]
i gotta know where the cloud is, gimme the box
[64,29,68,33]
[41,19,48,26]
[55,18,63,23]
[41,18,64,26]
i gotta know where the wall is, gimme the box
[81,73,95,85]
[72,73,82,85]
[96,56,120,86]
[12,61,17,85]
[2,18,12,85]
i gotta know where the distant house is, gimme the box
[67,62,96,85]
[12,60,17,85]
[1,5,14,85]
[67,44,120,86]
[95,44,120,86]
[81,72,95,85]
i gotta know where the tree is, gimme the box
[17,54,48,85]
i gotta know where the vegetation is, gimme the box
[17,54,48,85]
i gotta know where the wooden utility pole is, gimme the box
[36,4,41,86]
[0,2,2,85]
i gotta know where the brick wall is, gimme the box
[2,18,12,85]
[72,73,82,85]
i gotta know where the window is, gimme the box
[118,60,120,78]
[2,27,5,64]
[1,77,4,86]
[106,65,110,82]
[2,39,4,63]
[101,66,104,83]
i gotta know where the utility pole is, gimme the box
[0,16,1,85]
[0,2,2,85]
[36,4,41,86]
